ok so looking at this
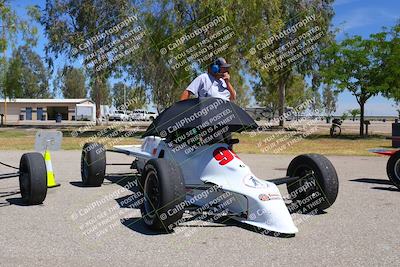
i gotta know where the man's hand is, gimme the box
[222,72,230,82]
[221,72,235,100]
[180,90,192,100]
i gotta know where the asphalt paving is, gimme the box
[0,150,399,266]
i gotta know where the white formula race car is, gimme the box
[81,98,339,235]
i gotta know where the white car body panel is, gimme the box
[114,136,298,234]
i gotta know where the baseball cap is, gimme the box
[215,57,231,68]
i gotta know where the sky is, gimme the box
[7,0,400,115]
[332,0,399,116]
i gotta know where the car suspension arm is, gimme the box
[0,161,19,170]
[268,176,300,185]
[0,172,20,180]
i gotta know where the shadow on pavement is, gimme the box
[121,217,169,235]
[350,178,392,185]
[105,172,297,238]
[69,181,91,187]
[0,191,20,198]
[121,211,295,238]
[0,191,22,207]
[105,174,139,188]
[350,178,399,191]
[0,202,10,207]
[370,186,399,192]
[6,197,31,206]
[176,216,295,238]
[69,173,138,188]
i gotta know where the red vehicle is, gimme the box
[371,146,400,189]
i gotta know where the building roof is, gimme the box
[0,98,94,104]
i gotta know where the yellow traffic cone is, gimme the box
[44,150,60,188]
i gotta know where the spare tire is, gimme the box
[287,154,339,211]
[140,159,185,232]
[19,152,47,205]
[81,143,106,186]
[387,151,400,189]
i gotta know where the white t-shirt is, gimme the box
[186,73,230,101]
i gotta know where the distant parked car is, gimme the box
[131,110,158,121]
[146,111,157,121]
[109,110,129,121]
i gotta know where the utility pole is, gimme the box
[123,84,126,109]
[3,26,6,125]
[1,20,7,125]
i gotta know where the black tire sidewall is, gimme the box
[387,151,400,189]
[81,143,106,186]
[19,152,47,205]
[140,159,185,232]
[287,154,339,211]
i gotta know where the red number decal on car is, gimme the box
[231,150,240,159]
[213,147,234,165]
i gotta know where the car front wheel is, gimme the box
[287,154,339,211]
[140,159,185,232]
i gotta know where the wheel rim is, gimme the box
[394,159,400,180]
[292,165,317,199]
[144,170,160,220]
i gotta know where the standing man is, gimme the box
[180,57,236,101]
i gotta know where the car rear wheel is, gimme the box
[287,154,339,211]
[81,143,106,187]
[19,152,47,205]
[140,159,185,232]
[387,151,400,189]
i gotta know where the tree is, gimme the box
[112,82,148,109]
[125,1,333,116]
[5,46,49,98]
[123,1,196,112]
[90,79,111,106]
[254,79,280,117]
[247,0,335,126]
[286,74,310,120]
[112,82,127,108]
[340,112,349,121]
[255,73,309,119]
[3,53,23,97]
[127,86,147,110]
[54,66,87,98]
[231,72,250,108]
[309,89,322,114]
[322,85,338,117]
[380,22,400,117]
[38,0,135,124]
[349,108,360,121]
[322,35,387,136]
[1,0,38,123]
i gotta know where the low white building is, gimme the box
[0,98,95,122]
